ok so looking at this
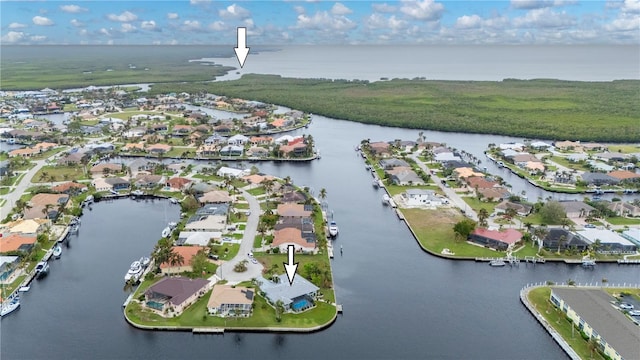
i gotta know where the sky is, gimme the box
[1,0,638,45]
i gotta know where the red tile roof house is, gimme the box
[468,228,522,251]
[368,141,391,156]
[159,246,206,275]
[144,276,210,317]
[166,177,192,191]
[0,233,37,254]
[271,228,316,253]
[52,181,88,194]
[277,203,312,219]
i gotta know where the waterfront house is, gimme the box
[207,285,254,317]
[144,277,209,316]
[198,190,232,204]
[135,174,164,189]
[271,228,316,253]
[277,203,312,219]
[466,176,498,190]
[280,143,307,158]
[52,181,88,194]
[105,177,130,191]
[498,142,525,151]
[249,136,273,146]
[0,234,37,254]
[123,142,145,152]
[434,152,461,163]
[368,141,391,157]
[159,246,206,275]
[390,169,424,186]
[550,288,639,360]
[204,134,227,145]
[281,190,307,203]
[90,163,122,177]
[274,217,315,233]
[580,172,619,186]
[454,167,484,179]
[607,170,640,182]
[257,274,319,312]
[227,134,249,146]
[196,144,218,157]
[558,201,596,218]
[25,193,69,220]
[166,177,192,191]
[242,174,274,185]
[553,140,582,151]
[575,229,636,253]
[477,187,511,202]
[539,228,589,251]
[219,145,244,156]
[468,228,522,251]
[92,178,113,192]
[403,189,442,207]
[176,231,222,246]
[595,152,629,162]
[247,146,270,157]
[217,166,249,178]
[379,158,410,170]
[529,141,553,150]
[146,143,172,154]
[0,256,19,281]
[494,200,532,216]
[184,214,227,232]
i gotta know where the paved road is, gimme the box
[0,158,49,219]
[409,152,479,222]
[216,189,264,283]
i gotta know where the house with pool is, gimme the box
[143,277,209,317]
[257,274,319,313]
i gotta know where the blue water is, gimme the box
[146,301,164,310]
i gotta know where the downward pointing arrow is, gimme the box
[234,27,249,68]
[283,245,298,286]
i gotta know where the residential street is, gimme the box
[215,189,264,284]
[0,158,48,219]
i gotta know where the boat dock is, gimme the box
[395,209,404,220]
[122,293,134,308]
[192,328,225,334]
[617,259,640,265]
[524,256,546,264]
[327,241,334,259]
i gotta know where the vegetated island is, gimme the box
[149,75,640,143]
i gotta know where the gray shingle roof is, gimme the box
[257,274,319,306]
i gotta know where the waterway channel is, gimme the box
[2,113,639,360]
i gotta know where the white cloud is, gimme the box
[294,6,306,14]
[107,11,138,22]
[605,15,640,31]
[99,28,111,36]
[182,20,202,31]
[1,31,26,43]
[455,14,483,29]
[8,22,27,29]
[209,21,226,31]
[219,4,251,19]
[30,35,47,42]
[366,14,407,32]
[141,20,157,31]
[513,8,575,28]
[167,12,179,19]
[331,3,352,15]
[373,3,397,13]
[121,23,137,33]
[400,0,444,21]
[60,4,88,13]
[621,0,640,13]
[70,19,85,27]
[295,11,357,31]
[511,0,554,9]
[32,16,54,26]
[78,29,88,36]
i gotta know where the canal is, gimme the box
[2,114,639,360]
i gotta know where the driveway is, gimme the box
[0,158,49,219]
[216,189,264,283]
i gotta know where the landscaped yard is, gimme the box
[210,243,240,261]
[402,208,502,258]
[246,186,266,196]
[606,217,640,225]
[461,196,498,214]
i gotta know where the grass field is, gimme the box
[402,208,502,258]
[461,196,498,214]
[606,217,640,225]
[32,165,87,183]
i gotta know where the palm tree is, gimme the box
[168,250,185,276]
[319,188,327,202]
[478,208,489,227]
[257,222,267,247]
[557,235,566,254]
[283,176,291,185]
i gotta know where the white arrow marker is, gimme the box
[283,245,298,286]
[234,27,249,68]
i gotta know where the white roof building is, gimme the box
[217,166,249,178]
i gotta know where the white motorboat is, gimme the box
[382,194,391,205]
[372,179,379,188]
[53,245,62,259]
[131,190,144,196]
[140,256,151,268]
[1,296,20,317]
[35,261,49,279]
[70,225,79,234]
[161,227,172,238]
[489,259,506,267]
[168,222,177,229]
[328,221,339,237]
[169,198,179,204]
[124,260,143,282]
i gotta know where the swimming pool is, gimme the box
[146,301,164,310]
[291,298,311,311]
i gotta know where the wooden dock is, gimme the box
[336,304,343,313]
[192,328,224,334]
[395,209,404,220]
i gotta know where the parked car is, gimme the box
[628,310,640,316]
[584,224,596,229]
[619,303,634,310]
[251,258,258,264]
[208,253,219,260]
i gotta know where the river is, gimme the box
[2,114,639,360]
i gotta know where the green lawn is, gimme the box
[32,165,88,183]
[246,186,266,196]
[608,144,640,154]
[461,196,498,214]
[606,217,640,225]
[548,156,589,171]
[107,111,159,120]
[402,208,503,258]
[192,174,225,182]
[527,287,605,360]
[234,202,250,210]
[210,243,240,261]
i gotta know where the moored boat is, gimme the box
[382,194,391,205]
[489,259,506,267]
[328,221,339,237]
[1,296,21,317]
[372,179,379,188]
[161,227,172,238]
[53,245,62,259]
[124,260,143,282]
[35,261,49,279]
